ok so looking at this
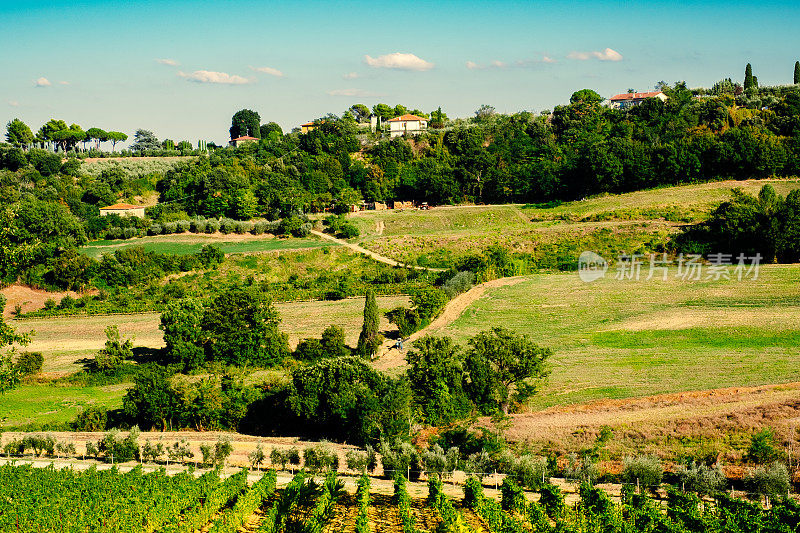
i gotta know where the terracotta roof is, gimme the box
[231,136,259,141]
[610,91,665,101]
[301,120,326,127]
[100,203,143,210]
[387,114,428,122]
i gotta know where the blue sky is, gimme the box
[2,0,800,146]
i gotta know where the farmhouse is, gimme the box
[609,91,668,110]
[229,136,259,147]
[99,203,145,218]
[300,120,325,134]
[387,114,428,138]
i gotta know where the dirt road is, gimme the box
[310,230,444,271]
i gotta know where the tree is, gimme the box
[406,335,471,426]
[36,119,67,149]
[5,119,34,149]
[570,89,604,105]
[356,290,382,359]
[92,325,133,373]
[230,109,261,139]
[622,455,663,493]
[0,315,30,394]
[50,124,85,152]
[474,105,497,121]
[201,286,289,366]
[463,327,551,414]
[349,104,371,123]
[160,299,206,371]
[130,129,159,151]
[744,462,790,506]
[321,325,350,358]
[106,131,128,151]
[122,366,175,430]
[744,63,756,90]
[795,61,800,85]
[85,128,108,150]
[260,122,283,139]
[430,107,448,128]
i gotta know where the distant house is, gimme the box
[229,136,259,147]
[387,114,428,138]
[609,91,668,110]
[99,203,145,218]
[301,120,326,134]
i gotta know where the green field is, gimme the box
[438,264,800,409]
[81,234,334,258]
[346,179,800,267]
[1,383,128,429]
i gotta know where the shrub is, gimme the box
[337,222,360,239]
[271,448,290,470]
[346,446,377,473]
[746,429,784,464]
[380,440,421,481]
[622,455,663,492]
[98,427,140,462]
[500,477,525,512]
[443,271,476,299]
[421,444,459,479]
[463,476,483,507]
[190,218,207,233]
[219,218,237,234]
[141,440,165,462]
[163,221,178,234]
[58,295,76,309]
[564,453,598,486]
[43,298,56,310]
[15,351,43,376]
[176,220,191,233]
[511,454,549,490]
[73,407,108,431]
[539,483,565,519]
[167,439,194,463]
[149,223,163,235]
[205,219,220,233]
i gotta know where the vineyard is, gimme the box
[3,464,800,533]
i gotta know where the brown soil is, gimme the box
[368,494,403,533]
[1,284,99,318]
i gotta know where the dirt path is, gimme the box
[310,230,444,271]
[372,277,526,369]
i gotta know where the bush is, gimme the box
[176,220,191,233]
[380,439,421,481]
[337,222,360,239]
[163,221,178,234]
[463,476,483,508]
[98,427,140,462]
[205,219,220,233]
[421,444,459,479]
[510,454,549,490]
[539,483,565,519]
[622,455,663,492]
[345,446,377,473]
[564,453,598,486]
[73,406,108,431]
[500,478,525,512]
[58,295,76,309]
[190,218,207,233]
[14,351,43,376]
[148,223,163,235]
[443,271,476,299]
[746,428,784,464]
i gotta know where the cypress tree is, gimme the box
[744,63,754,90]
[356,289,381,359]
[794,61,800,85]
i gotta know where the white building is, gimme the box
[387,114,428,138]
[99,203,145,218]
[609,91,668,110]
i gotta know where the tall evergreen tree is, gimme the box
[794,61,800,85]
[356,289,381,359]
[744,63,755,90]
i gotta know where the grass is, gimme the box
[81,234,334,259]
[438,264,800,410]
[345,179,800,267]
[0,383,128,429]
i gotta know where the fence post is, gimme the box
[494,470,498,491]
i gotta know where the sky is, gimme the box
[2,0,800,146]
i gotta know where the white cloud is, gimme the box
[364,52,434,71]
[542,55,556,64]
[59,81,70,85]
[327,88,381,97]
[343,72,359,79]
[8,100,19,107]
[466,61,479,70]
[178,70,252,85]
[568,48,623,62]
[34,77,51,87]
[156,58,179,66]
[250,66,284,77]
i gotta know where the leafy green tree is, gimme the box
[92,325,133,373]
[201,286,289,366]
[474,105,496,121]
[160,299,206,371]
[230,109,261,139]
[406,336,471,426]
[36,119,67,149]
[746,428,784,464]
[744,63,756,90]
[795,61,800,85]
[51,124,85,152]
[122,366,175,430]
[106,131,128,151]
[259,122,283,139]
[288,356,409,444]
[744,462,790,506]
[570,89,604,105]
[356,289,382,359]
[622,455,663,493]
[349,104,371,123]
[0,315,30,394]
[463,327,551,414]
[5,119,34,149]
[85,127,108,150]
[321,325,349,357]
[430,107,448,128]
[372,103,394,122]
[130,129,159,151]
